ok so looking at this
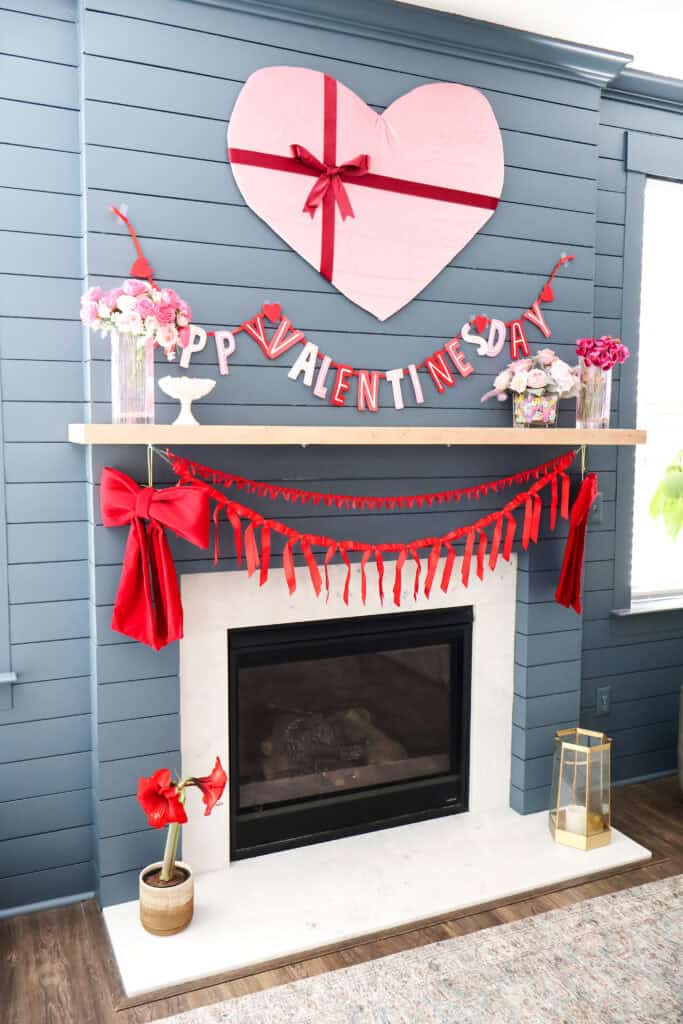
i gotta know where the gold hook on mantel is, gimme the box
[580,444,587,480]
[147,444,154,488]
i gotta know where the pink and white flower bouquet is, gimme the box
[482,349,579,428]
[80,279,192,361]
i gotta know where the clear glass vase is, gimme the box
[111,331,155,424]
[512,391,559,427]
[576,358,611,429]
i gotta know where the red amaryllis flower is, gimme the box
[137,768,188,829]
[193,757,227,816]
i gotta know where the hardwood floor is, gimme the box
[1,776,681,1024]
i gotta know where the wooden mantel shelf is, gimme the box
[67,424,646,447]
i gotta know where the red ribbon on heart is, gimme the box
[101,468,210,649]
[229,74,499,283]
[291,144,370,220]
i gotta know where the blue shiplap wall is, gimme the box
[0,0,93,912]
[80,0,602,905]
[579,83,683,783]
[0,0,678,914]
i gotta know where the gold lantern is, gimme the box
[549,728,611,850]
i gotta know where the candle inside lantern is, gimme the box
[564,804,587,834]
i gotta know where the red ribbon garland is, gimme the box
[229,74,499,283]
[166,452,576,611]
[100,467,210,649]
[167,449,576,514]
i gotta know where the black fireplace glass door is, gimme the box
[228,608,471,859]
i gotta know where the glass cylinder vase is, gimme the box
[110,331,155,424]
[576,358,611,429]
[512,391,559,428]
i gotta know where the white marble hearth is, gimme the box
[104,809,650,999]
[103,557,649,999]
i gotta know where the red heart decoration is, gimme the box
[473,315,489,333]
[540,284,554,302]
[130,256,154,279]
[262,302,282,322]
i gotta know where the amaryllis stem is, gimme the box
[160,822,180,882]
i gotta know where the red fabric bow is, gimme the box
[555,473,598,614]
[101,467,210,650]
[291,144,369,220]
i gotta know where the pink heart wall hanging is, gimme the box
[228,67,504,322]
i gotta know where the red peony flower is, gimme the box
[137,768,188,829]
[193,757,227,816]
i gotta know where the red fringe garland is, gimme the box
[171,451,578,610]
[167,449,576,515]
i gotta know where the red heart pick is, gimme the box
[130,256,154,280]
[262,302,282,322]
[540,284,554,302]
[473,315,489,333]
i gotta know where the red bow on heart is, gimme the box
[101,468,210,650]
[290,144,370,220]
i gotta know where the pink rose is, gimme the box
[178,325,190,348]
[80,301,99,326]
[122,279,148,296]
[494,369,513,391]
[156,304,176,325]
[83,286,103,302]
[527,369,548,389]
[159,288,179,306]
[103,287,123,308]
[537,348,556,366]
[178,300,191,319]
[512,359,532,372]
[156,324,178,349]
[136,297,155,318]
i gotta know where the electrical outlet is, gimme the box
[596,684,611,716]
[590,491,603,524]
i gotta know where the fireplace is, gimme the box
[228,608,472,859]
[179,556,517,875]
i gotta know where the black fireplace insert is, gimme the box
[228,606,472,860]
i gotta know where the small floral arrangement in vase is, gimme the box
[136,756,227,936]
[482,348,579,427]
[575,336,629,429]
[80,279,193,425]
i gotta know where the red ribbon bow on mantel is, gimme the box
[291,144,370,220]
[101,468,210,650]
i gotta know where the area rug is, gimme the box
[159,875,682,1024]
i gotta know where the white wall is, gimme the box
[395,0,683,80]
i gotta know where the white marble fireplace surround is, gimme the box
[182,555,518,870]
[103,557,650,999]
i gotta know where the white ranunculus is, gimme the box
[509,370,528,394]
[116,294,138,313]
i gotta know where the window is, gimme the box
[630,177,683,601]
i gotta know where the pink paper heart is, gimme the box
[228,67,504,321]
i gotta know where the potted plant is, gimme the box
[79,279,193,425]
[481,348,579,426]
[136,756,227,936]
